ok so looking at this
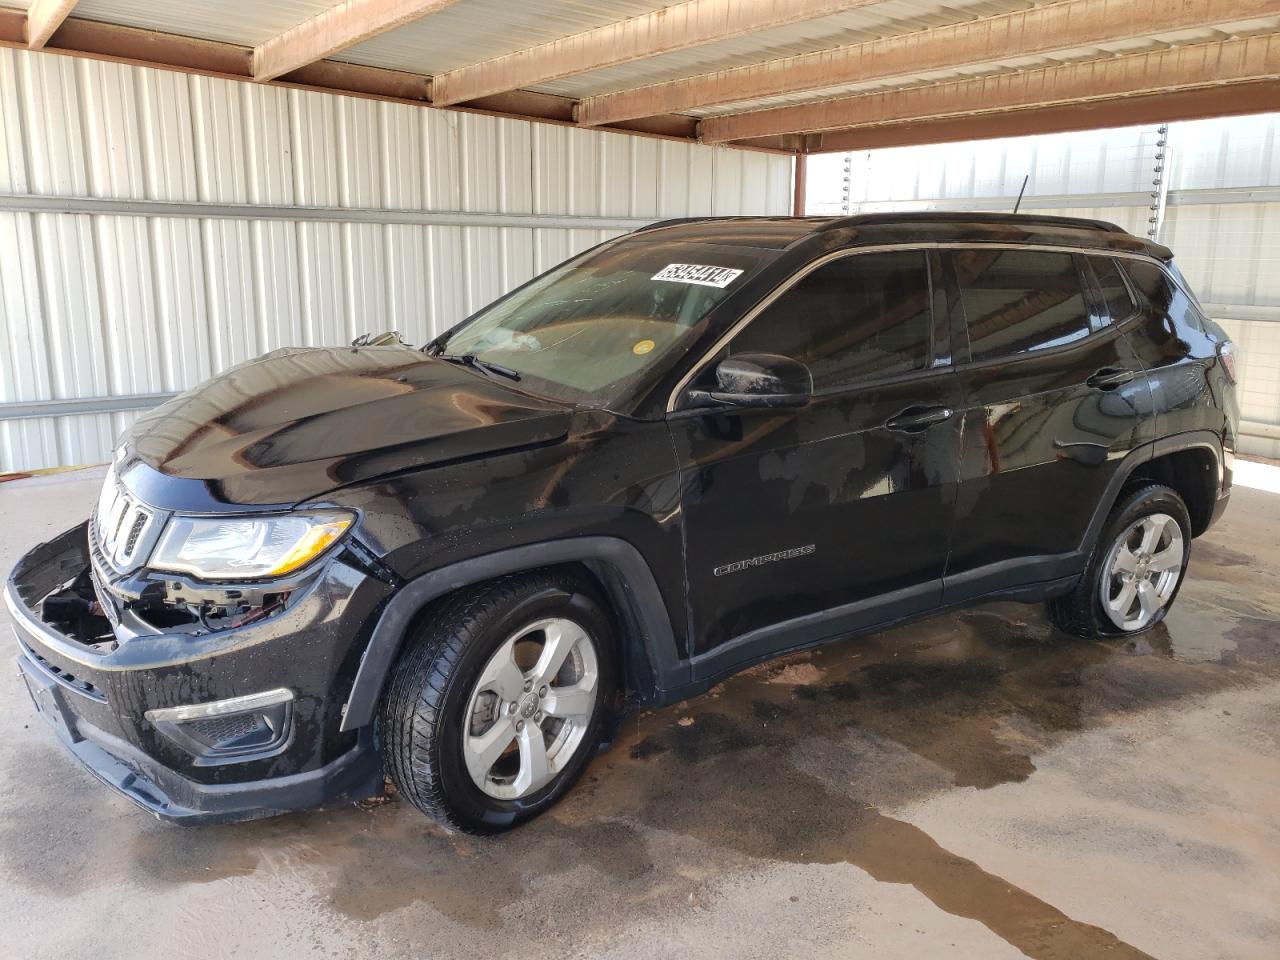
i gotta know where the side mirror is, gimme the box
[686,353,813,409]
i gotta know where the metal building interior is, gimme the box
[2,5,1280,959]
[5,0,1280,152]
[2,0,1280,469]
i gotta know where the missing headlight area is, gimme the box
[152,579,294,633]
[39,561,294,645]
[77,473,348,638]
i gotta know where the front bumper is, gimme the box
[7,523,391,823]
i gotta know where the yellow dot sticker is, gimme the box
[633,339,655,356]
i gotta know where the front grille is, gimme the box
[124,513,147,555]
[92,468,164,573]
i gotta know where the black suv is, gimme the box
[8,214,1238,832]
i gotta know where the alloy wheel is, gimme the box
[1099,512,1185,631]
[462,617,600,800]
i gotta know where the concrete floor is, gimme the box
[2,466,1278,960]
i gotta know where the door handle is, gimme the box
[884,405,954,433]
[1086,367,1136,390]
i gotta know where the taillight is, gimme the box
[1218,340,1238,383]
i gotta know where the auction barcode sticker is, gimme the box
[652,263,744,288]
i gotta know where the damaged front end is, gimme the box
[33,529,301,650]
[7,473,393,823]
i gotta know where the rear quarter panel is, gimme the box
[1120,260,1231,442]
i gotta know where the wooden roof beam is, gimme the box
[253,0,462,82]
[773,80,1280,153]
[578,0,1280,126]
[700,33,1280,143]
[25,0,78,49]
[431,0,879,107]
[0,13,791,153]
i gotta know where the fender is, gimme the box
[1078,429,1223,555]
[339,536,687,731]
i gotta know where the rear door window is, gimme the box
[727,250,933,390]
[1090,256,1139,323]
[952,249,1091,361]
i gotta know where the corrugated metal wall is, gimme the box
[0,48,793,472]
[809,115,1280,458]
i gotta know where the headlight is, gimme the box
[150,511,354,580]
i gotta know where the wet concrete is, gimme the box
[2,465,1278,959]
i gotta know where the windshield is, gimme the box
[436,238,773,406]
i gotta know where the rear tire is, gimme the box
[378,570,616,833]
[1049,483,1191,639]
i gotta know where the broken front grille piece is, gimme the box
[92,469,166,573]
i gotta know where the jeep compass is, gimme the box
[7,214,1238,832]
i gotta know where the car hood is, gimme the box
[118,346,572,508]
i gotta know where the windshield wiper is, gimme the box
[436,353,522,382]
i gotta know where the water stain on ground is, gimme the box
[1191,539,1258,569]
[3,535,1278,958]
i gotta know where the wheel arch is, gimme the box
[339,537,686,732]
[1123,444,1220,536]
[1080,431,1223,556]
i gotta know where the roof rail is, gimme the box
[631,216,728,233]
[820,211,1124,233]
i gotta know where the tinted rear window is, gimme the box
[953,249,1090,361]
[1091,256,1138,322]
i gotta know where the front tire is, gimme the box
[1049,483,1191,639]
[378,571,616,833]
